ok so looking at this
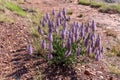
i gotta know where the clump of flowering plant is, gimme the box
[27,8,103,66]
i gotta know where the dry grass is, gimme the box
[0,0,27,17]
[105,29,118,38]
[0,14,14,23]
[99,4,120,14]
[105,37,120,57]
[78,0,120,14]
[67,10,73,15]
[78,0,91,6]
[108,65,120,75]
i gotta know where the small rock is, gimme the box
[10,50,16,53]
[0,45,3,48]
[100,75,104,79]
[84,70,95,76]
[110,76,114,80]
[97,71,103,74]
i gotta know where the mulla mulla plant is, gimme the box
[27,8,103,66]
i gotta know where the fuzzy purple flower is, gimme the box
[43,16,47,22]
[87,45,92,56]
[48,42,53,52]
[45,13,49,20]
[63,21,67,29]
[75,29,79,41]
[71,34,75,43]
[41,20,45,27]
[56,18,61,26]
[52,9,55,15]
[92,20,96,32]
[61,30,66,39]
[80,28,85,38]
[48,32,53,42]
[62,8,66,16]
[41,40,46,49]
[76,48,81,56]
[64,50,71,57]
[95,34,101,47]
[57,11,61,18]
[26,44,33,54]
[67,38,72,50]
[47,53,53,59]
[38,26,44,35]
[95,50,101,61]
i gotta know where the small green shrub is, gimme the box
[27,8,103,67]
[109,5,120,13]
[67,10,73,15]
[78,0,90,6]
[78,0,120,14]
[99,4,120,14]
[4,1,27,17]
[90,2,104,8]
[77,14,83,18]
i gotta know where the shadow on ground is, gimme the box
[5,49,46,80]
[42,64,77,80]
[5,49,77,80]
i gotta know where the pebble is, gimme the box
[97,71,103,75]
[100,75,104,79]
[84,69,96,76]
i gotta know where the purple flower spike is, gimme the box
[75,29,79,41]
[76,48,80,56]
[84,37,89,47]
[46,13,49,20]
[49,42,53,52]
[68,31,72,38]
[64,50,71,57]
[41,20,45,27]
[67,38,72,50]
[87,21,90,27]
[63,21,67,29]
[87,45,92,56]
[56,18,61,26]
[48,20,51,27]
[43,16,48,22]
[80,28,85,38]
[85,26,88,34]
[81,22,84,30]
[61,30,66,39]
[91,33,95,41]
[92,20,96,32]
[55,26,59,33]
[48,53,53,60]
[48,32,53,42]
[57,11,61,18]
[91,39,94,47]
[48,20,53,33]
[95,50,101,61]
[26,44,33,54]
[41,40,46,49]
[71,34,75,43]
[38,26,44,35]
[95,34,101,47]
[62,8,66,16]
[52,9,55,15]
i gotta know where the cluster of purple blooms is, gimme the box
[27,8,103,61]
